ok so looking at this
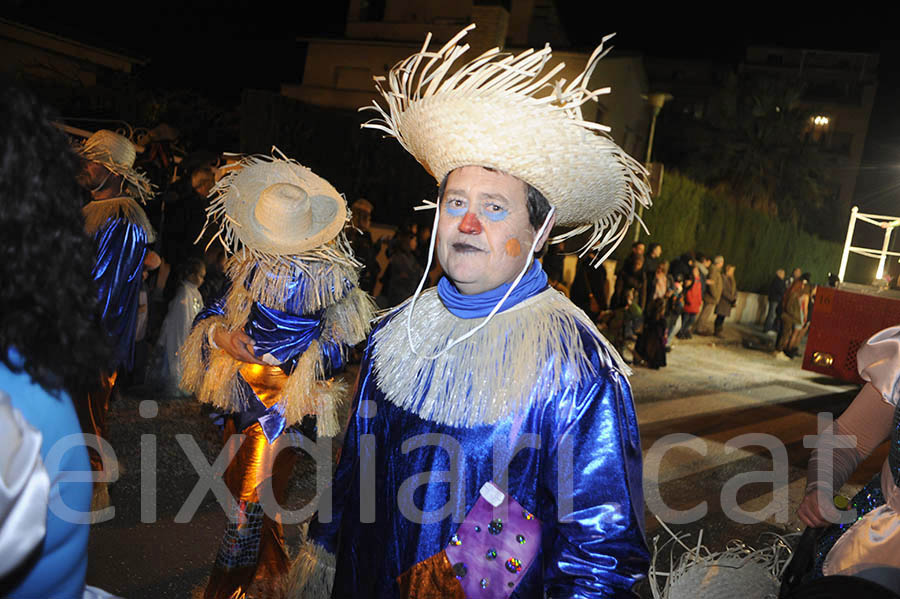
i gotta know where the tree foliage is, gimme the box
[656,72,834,238]
[619,170,843,293]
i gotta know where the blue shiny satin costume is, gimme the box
[91,215,149,371]
[194,271,348,441]
[309,265,649,598]
[193,263,361,599]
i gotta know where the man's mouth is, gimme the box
[452,242,484,253]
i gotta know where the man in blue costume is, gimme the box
[276,26,651,598]
[76,130,157,491]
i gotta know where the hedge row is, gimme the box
[629,171,844,293]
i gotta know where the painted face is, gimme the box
[436,166,540,295]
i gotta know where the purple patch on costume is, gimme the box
[444,482,542,598]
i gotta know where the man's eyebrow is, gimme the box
[444,188,467,197]
[478,191,509,204]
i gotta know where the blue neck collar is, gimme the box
[437,260,549,319]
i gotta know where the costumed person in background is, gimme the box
[75,128,158,505]
[282,25,649,598]
[784,325,900,597]
[0,82,119,599]
[179,153,375,599]
[155,256,205,395]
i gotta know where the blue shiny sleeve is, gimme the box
[92,217,149,371]
[194,286,228,323]
[542,344,649,597]
[318,337,345,377]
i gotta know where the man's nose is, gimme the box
[458,211,483,235]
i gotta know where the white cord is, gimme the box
[404,204,556,360]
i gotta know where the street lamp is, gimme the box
[634,92,673,242]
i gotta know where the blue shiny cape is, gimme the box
[309,313,649,598]
[91,217,149,372]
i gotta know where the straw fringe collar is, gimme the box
[372,287,629,427]
[83,196,156,243]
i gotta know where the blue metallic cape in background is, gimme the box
[88,207,151,372]
[307,269,649,598]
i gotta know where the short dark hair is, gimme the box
[436,168,552,231]
[178,257,206,282]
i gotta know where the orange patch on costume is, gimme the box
[505,238,522,257]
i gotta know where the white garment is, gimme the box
[156,281,203,391]
[823,325,900,591]
[0,389,50,578]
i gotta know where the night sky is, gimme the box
[6,3,900,213]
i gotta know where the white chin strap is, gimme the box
[404,204,556,360]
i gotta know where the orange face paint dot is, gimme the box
[505,238,521,257]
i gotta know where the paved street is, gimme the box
[628,326,870,595]
[84,324,874,597]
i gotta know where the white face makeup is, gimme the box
[436,166,540,295]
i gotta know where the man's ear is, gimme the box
[535,211,557,254]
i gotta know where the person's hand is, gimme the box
[212,327,267,365]
[797,491,835,528]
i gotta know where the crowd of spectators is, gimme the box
[555,240,813,368]
[106,134,817,381]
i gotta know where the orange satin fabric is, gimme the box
[75,370,117,472]
[204,365,298,599]
[397,550,466,599]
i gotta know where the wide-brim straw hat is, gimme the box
[77,129,154,203]
[361,24,651,263]
[205,152,347,258]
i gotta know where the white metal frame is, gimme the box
[838,206,900,282]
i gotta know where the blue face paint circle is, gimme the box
[444,197,467,217]
[482,203,509,222]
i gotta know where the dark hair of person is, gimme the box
[648,297,667,320]
[0,81,110,396]
[178,257,206,283]
[436,167,552,246]
[393,229,416,254]
[647,242,661,254]
[632,241,645,249]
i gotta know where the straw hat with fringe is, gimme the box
[360,24,652,264]
[77,129,154,204]
[205,152,347,260]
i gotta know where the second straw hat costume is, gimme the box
[180,154,375,599]
[284,25,651,598]
[79,129,156,374]
[76,130,157,479]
